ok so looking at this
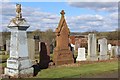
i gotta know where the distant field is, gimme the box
[35,60,118,78]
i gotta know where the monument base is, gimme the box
[99,55,108,61]
[53,49,74,66]
[4,57,33,78]
[87,55,98,61]
[5,67,33,78]
[76,57,86,61]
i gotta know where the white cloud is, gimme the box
[1,2,118,32]
[68,2,118,12]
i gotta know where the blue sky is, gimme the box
[18,2,109,16]
[1,2,118,32]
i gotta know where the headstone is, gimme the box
[28,38,35,64]
[76,48,86,61]
[71,44,75,51]
[35,40,40,54]
[98,38,108,60]
[6,40,10,54]
[111,46,119,57]
[87,34,98,61]
[0,32,4,51]
[4,4,33,78]
[39,42,50,68]
[53,10,74,65]
[108,44,112,58]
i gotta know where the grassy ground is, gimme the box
[0,62,6,67]
[35,60,118,78]
[0,55,9,60]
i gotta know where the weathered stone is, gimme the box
[4,4,33,78]
[28,38,35,64]
[111,46,119,57]
[39,42,50,68]
[53,10,74,65]
[76,48,86,61]
[6,40,10,54]
[98,38,108,60]
[87,34,98,61]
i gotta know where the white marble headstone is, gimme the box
[76,48,86,61]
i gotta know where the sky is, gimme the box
[0,0,119,32]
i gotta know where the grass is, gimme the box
[0,54,9,60]
[35,61,118,78]
[0,62,6,67]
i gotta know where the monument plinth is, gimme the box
[4,4,33,78]
[53,10,74,65]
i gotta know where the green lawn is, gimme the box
[0,62,6,67]
[0,54,9,60]
[35,61,118,78]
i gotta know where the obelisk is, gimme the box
[4,4,33,78]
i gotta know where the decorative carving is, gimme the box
[53,10,74,65]
[16,4,22,18]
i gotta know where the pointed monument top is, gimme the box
[60,10,65,16]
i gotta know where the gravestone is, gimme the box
[53,10,74,65]
[87,34,98,61]
[70,44,75,54]
[76,48,86,61]
[6,40,10,54]
[98,38,108,60]
[0,33,4,51]
[4,4,33,78]
[35,40,40,54]
[39,42,50,69]
[108,44,112,58]
[111,46,119,57]
[28,38,35,64]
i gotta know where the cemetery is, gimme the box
[0,3,119,79]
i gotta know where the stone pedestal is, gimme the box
[5,30,33,78]
[76,48,86,61]
[53,49,74,65]
[4,4,33,78]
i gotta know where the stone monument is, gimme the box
[0,33,4,51]
[76,48,86,61]
[98,38,108,60]
[53,10,74,65]
[4,4,33,78]
[6,40,10,54]
[87,34,98,61]
[28,38,35,64]
[39,42,50,69]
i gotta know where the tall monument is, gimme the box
[53,10,74,65]
[4,4,33,78]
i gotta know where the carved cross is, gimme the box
[60,10,65,16]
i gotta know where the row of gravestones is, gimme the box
[76,34,119,61]
[5,34,119,62]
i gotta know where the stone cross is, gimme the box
[60,10,65,16]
